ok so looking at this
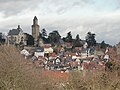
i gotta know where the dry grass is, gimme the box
[66,70,120,90]
[0,45,120,90]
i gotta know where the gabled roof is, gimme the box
[8,25,23,35]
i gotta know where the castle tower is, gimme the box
[32,16,40,46]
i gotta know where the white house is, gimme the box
[34,47,44,58]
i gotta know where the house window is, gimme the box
[21,37,24,42]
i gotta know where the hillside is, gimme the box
[0,45,120,90]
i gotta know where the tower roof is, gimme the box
[34,16,38,20]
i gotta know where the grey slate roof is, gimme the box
[35,47,44,52]
[8,29,20,35]
[8,25,23,35]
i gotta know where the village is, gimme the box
[0,16,120,73]
[20,42,120,73]
[1,0,120,89]
[0,16,120,90]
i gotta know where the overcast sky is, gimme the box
[0,0,120,45]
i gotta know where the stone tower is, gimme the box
[32,16,40,46]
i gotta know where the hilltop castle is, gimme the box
[7,16,43,47]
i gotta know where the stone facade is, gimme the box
[32,16,40,46]
[8,25,26,45]
[31,16,44,46]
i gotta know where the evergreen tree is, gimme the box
[0,34,5,44]
[41,28,47,38]
[64,31,72,42]
[73,34,82,47]
[76,34,81,41]
[85,32,96,47]
[48,30,61,44]
[39,29,48,43]
[25,33,34,45]
[100,41,110,49]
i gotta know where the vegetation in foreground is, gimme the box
[0,45,120,90]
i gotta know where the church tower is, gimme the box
[32,16,40,46]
